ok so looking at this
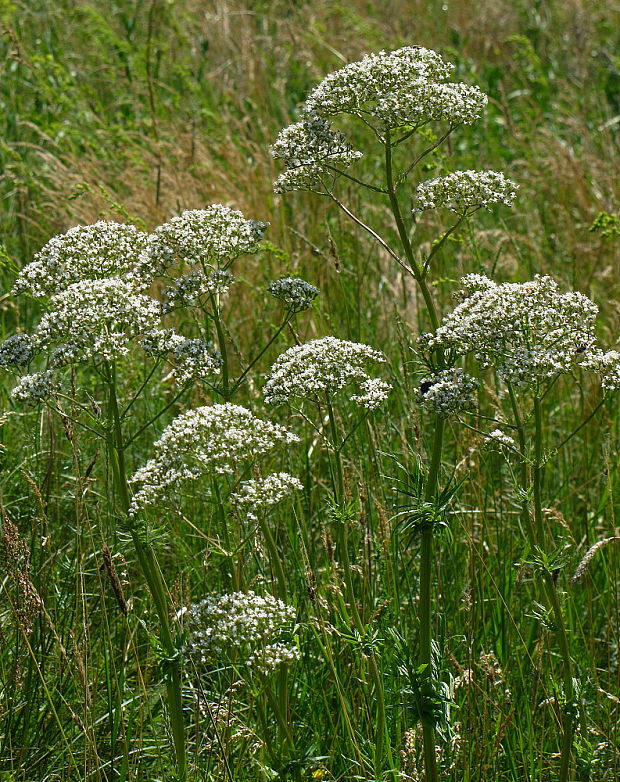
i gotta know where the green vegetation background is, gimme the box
[0,1,619,780]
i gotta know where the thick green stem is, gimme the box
[532,397,574,782]
[417,417,445,782]
[106,369,187,782]
[384,133,443,782]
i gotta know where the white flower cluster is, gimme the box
[268,277,320,312]
[129,404,299,513]
[272,47,493,191]
[33,278,161,366]
[141,329,222,385]
[263,336,391,408]
[10,370,58,404]
[302,47,453,119]
[272,114,363,193]
[0,334,34,368]
[12,222,149,297]
[161,270,235,314]
[416,368,478,416]
[231,472,303,520]
[421,275,599,386]
[373,81,487,127]
[414,170,518,213]
[578,348,620,392]
[184,591,299,674]
[137,205,268,278]
[486,429,517,451]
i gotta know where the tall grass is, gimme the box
[0,1,619,781]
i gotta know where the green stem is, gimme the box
[213,301,230,399]
[533,397,574,782]
[385,131,439,332]
[417,417,445,782]
[106,367,187,782]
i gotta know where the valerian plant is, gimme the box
[272,45,517,782]
[0,207,317,781]
[418,272,620,780]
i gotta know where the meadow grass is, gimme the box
[0,1,619,780]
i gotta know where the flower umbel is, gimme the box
[263,336,391,408]
[231,472,303,520]
[420,275,599,386]
[416,368,478,416]
[268,277,320,312]
[414,171,518,213]
[302,47,453,120]
[33,278,161,366]
[12,222,150,298]
[272,114,363,193]
[184,590,299,674]
[137,205,268,279]
[129,403,300,514]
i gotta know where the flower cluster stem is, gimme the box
[386,133,443,782]
[106,367,187,782]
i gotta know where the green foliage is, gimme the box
[0,1,619,781]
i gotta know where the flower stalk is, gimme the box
[106,365,187,782]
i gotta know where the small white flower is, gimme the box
[486,429,517,451]
[416,368,478,416]
[12,222,150,297]
[414,170,518,213]
[263,336,391,408]
[129,404,300,514]
[268,277,320,312]
[183,590,299,674]
[272,114,362,193]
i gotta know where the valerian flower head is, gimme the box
[141,329,222,385]
[10,370,59,404]
[271,114,363,193]
[0,334,35,368]
[578,348,620,392]
[263,336,391,409]
[129,404,300,514]
[12,222,150,298]
[184,591,299,673]
[372,82,487,127]
[161,270,235,314]
[414,170,518,213]
[268,277,320,312]
[136,205,268,279]
[231,472,303,520]
[420,275,599,386]
[416,368,478,416]
[302,47,453,120]
[33,278,161,366]
[486,429,517,451]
